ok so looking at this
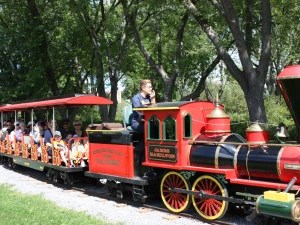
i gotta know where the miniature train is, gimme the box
[1,65,300,223]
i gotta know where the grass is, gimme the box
[0,184,115,225]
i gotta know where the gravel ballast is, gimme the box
[0,165,212,225]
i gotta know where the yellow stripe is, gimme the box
[133,107,179,111]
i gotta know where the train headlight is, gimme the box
[291,200,300,222]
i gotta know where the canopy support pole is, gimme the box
[15,110,17,125]
[1,112,3,129]
[52,107,55,134]
[31,109,34,133]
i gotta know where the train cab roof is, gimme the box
[133,100,215,111]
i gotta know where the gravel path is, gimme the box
[0,165,212,225]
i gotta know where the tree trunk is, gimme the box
[96,53,109,122]
[183,0,271,123]
[27,0,59,96]
[108,72,119,122]
[244,81,267,123]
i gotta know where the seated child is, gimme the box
[71,135,86,167]
[53,131,74,167]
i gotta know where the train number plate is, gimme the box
[148,145,177,162]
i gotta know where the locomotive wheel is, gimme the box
[192,175,228,220]
[160,171,190,213]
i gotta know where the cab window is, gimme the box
[148,116,160,139]
[183,113,192,138]
[163,116,176,140]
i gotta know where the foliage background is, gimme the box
[0,0,299,139]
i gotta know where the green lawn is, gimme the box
[0,184,116,225]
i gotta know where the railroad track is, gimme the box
[71,182,247,225]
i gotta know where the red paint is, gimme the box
[141,101,216,168]
[205,117,231,137]
[277,65,300,79]
[0,95,112,111]
[230,178,300,190]
[89,143,134,178]
[278,146,300,184]
[246,130,270,144]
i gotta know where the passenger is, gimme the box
[44,120,56,156]
[60,119,74,140]
[26,121,36,135]
[52,131,74,167]
[131,79,156,133]
[73,120,87,137]
[15,122,27,142]
[71,135,86,167]
[65,132,74,145]
[9,121,20,143]
[0,121,7,140]
[30,121,46,155]
[1,120,13,140]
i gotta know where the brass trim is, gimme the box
[205,130,231,133]
[189,140,300,147]
[277,146,285,179]
[246,141,268,145]
[245,145,251,179]
[214,135,230,169]
[206,106,229,118]
[255,195,262,214]
[246,123,268,132]
[233,145,242,174]
[215,145,220,169]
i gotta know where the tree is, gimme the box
[183,0,272,123]
[68,0,133,121]
[121,0,221,102]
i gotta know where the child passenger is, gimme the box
[71,135,86,167]
[53,131,74,167]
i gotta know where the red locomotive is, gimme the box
[1,66,300,223]
[86,65,300,222]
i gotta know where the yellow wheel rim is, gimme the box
[160,171,190,213]
[192,175,228,220]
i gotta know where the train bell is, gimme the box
[276,123,289,143]
[276,123,289,138]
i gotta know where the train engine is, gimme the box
[86,65,300,222]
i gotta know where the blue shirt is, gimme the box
[132,93,151,107]
[131,93,151,132]
[44,129,53,144]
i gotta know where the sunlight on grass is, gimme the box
[0,184,118,225]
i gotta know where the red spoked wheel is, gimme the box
[160,171,190,213]
[192,175,228,220]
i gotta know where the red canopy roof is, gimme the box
[277,65,300,80]
[0,94,113,111]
